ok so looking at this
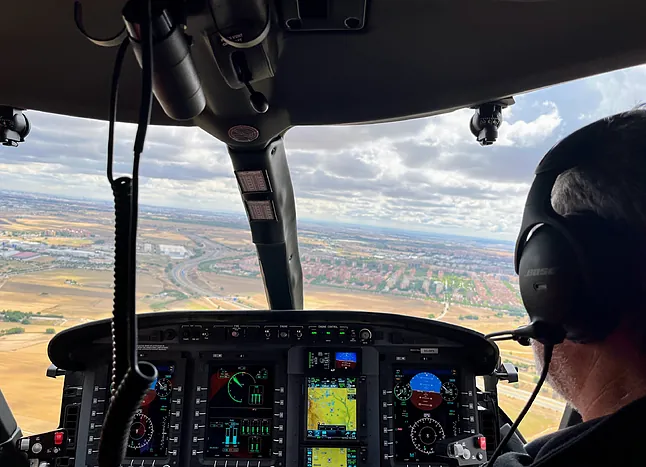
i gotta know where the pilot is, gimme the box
[493,107,646,467]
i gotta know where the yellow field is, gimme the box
[2,216,112,234]
[499,395,562,439]
[138,229,190,243]
[474,249,515,258]
[0,340,64,435]
[0,269,163,320]
[303,289,444,317]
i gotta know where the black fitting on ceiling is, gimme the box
[0,107,30,147]
[122,0,206,121]
[469,97,515,146]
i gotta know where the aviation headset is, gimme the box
[514,111,645,344]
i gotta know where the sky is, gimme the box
[2,64,646,241]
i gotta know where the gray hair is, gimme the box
[550,107,646,342]
[551,107,646,227]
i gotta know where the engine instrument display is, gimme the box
[126,362,175,457]
[306,447,358,467]
[206,364,274,458]
[306,376,357,440]
[393,368,460,461]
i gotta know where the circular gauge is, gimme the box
[410,418,445,454]
[394,382,412,401]
[227,371,256,403]
[409,372,443,410]
[128,412,154,450]
[441,382,458,402]
[155,378,172,398]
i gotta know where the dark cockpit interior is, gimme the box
[2,1,646,467]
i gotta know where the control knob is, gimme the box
[359,328,372,340]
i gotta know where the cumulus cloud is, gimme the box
[579,64,646,120]
[0,66,639,239]
[496,102,562,147]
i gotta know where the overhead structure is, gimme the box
[3,0,646,310]
[4,0,646,148]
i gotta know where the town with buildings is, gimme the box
[0,190,523,313]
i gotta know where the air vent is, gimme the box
[63,404,80,452]
[299,0,328,19]
[478,403,498,458]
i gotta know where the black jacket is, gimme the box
[493,395,646,467]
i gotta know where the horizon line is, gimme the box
[0,188,515,245]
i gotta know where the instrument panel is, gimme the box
[47,311,498,467]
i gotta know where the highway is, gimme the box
[168,236,252,309]
[497,384,566,412]
[168,235,227,297]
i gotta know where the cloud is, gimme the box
[0,66,641,240]
[391,101,561,184]
[496,102,562,147]
[579,64,646,120]
[3,111,232,182]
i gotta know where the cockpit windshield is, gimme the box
[1,63,643,442]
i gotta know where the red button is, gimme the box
[478,436,487,451]
[54,432,64,445]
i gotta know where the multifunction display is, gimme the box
[305,448,358,467]
[126,362,175,457]
[206,364,274,458]
[306,376,357,440]
[393,368,460,461]
[306,349,360,441]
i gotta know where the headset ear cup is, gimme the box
[518,224,583,338]
[560,214,626,339]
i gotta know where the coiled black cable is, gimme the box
[106,33,131,398]
[98,0,157,465]
[109,177,133,395]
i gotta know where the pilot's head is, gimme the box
[528,106,646,421]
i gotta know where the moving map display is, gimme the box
[306,376,357,440]
[206,365,274,458]
[306,448,358,467]
[393,368,460,461]
[124,362,175,458]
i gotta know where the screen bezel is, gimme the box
[305,374,359,441]
[391,366,462,462]
[304,446,359,467]
[110,360,177,459]
[302,348,364,444]
[305,349,361,376]
[204,362,276,459]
